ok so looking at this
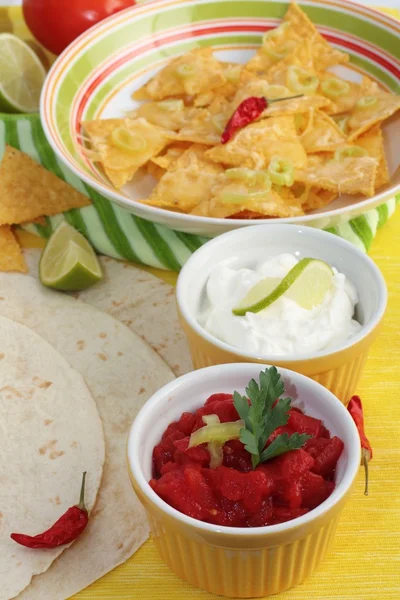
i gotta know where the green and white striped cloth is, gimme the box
[1,113,398,271]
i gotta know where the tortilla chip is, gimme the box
[192,184,304,218]
[295,156,377,196]
[356,125,390,189]
[0,146,91,226]
[131,100,191,130]
[141,145,224,212]
[283,3,348,70]
[267,39,315,86]
[176,101,231,146]
[0,225,27,272]
[300,110,346,152]
[318,72,361,115]
[293,184,337,211]
[347,77,400,140]
[150,142,191,169]
[132,48,226,101]
[205,116,307,170]
[83,118,174,188]
[145,161,165,180]
[230,80,330,115]
[194,63,243,106]
[245,3,347,75]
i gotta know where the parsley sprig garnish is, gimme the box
[233,367,311,469]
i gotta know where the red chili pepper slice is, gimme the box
[221,94,303,144]
[347,396,372,496]
[11,472,89,549]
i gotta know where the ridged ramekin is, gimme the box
[127,363,361,597]
[176,225,387,404]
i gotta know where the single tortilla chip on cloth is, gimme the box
[205,116,307,170]
[0,146,91,226]
[142,145,224,212]
[82,118,174,188]
[133,48,226,101]
[0,225,27,273]
[295,156,378,196]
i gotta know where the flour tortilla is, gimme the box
[24,250,193,377]
[0,316,104,600]
[0,273,174,600]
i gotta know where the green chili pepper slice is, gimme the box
[268,156,294,186]
[111,128,147,154]
[287,66,319,95]
[176,63,196,78]
[262,21,289,44]
[321,78,350,98]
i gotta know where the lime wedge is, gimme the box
[233,258,333,316]
[0,33,46,113]
[39,222,103,291]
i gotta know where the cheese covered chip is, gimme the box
[142,145,223,212]
[194,63,243,106]
[267,39,315,87]
[355,125,390,190]
[83,117,173,188]
[131,99,191,130]
[133,48,226,101]
[282,3,348,70]
[150,142,191,169]
[205,116,307,170]
[300,110,346,152]
[318,72,361,115]
[176,101,231,146]
[348,77,400,140]
[295,156,377,196]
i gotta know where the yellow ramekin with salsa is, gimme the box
[127,363,361,597]
[176,225,387,404]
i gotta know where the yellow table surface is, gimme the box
[8,4,400,599]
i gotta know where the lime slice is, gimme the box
[233,258,333,316]
[39,222,103,291]
[0,33,46,113]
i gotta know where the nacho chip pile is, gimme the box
[0,146,91,272]
[81,3,398,219]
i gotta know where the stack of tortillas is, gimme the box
[0,249,190,600]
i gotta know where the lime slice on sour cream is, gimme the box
[233,258,334,316]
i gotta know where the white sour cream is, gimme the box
[200,253,361,356]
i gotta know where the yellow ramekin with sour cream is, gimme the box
[176,225,387,404]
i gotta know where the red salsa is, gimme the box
[150,392,344,527]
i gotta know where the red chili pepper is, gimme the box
[221,94,303,144]
[347,396,372,496]
[11,472,89,549]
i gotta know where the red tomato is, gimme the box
[22,0,135,55]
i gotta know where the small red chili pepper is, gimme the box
[221,94,303,144]
[11,472,89,549]
[347,396,372,496]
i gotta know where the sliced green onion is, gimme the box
[202,414,220,426]
[287,66,319,95]
[225,64,242,83]
[262,21,289,44]
[334,146,368,160]
[268,156,294,186]
[176,63,196,78]
[263,40,296,60]
[111,128,147,153]
[226,168,271,190]
[208,441,224,468]
[321,78,350,98]
[157,99,184,111]
[356,95,378,109]
[188,420,244,447]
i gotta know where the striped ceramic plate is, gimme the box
[40,0,400,236]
